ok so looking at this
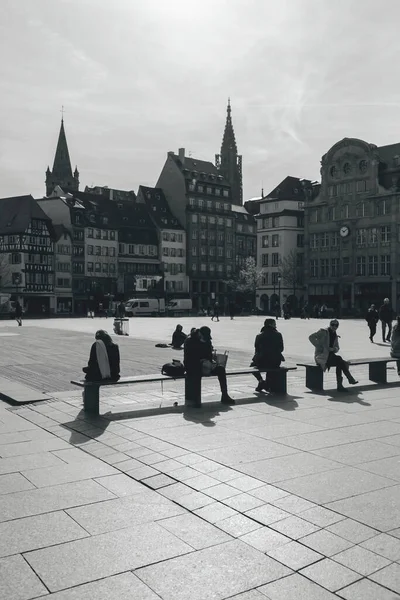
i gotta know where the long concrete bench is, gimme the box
[71,366,297,415]
[297,357,398,391]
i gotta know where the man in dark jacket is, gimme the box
[379,298,393,342]
[251,318,284,392]
[184,326,234,404]
[365,304,379,343]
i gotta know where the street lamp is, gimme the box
[277,274,282,314]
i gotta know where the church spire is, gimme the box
[215,98,243,205]
[46,117,79,196]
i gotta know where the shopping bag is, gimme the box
[215,351,229,368]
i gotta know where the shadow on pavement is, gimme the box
[62,408,112,444]
[183,405,232,427]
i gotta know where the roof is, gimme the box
[137,186,183,230]
[50,119,73,179]
[0,195,52,235]
[378,143,400,165]
[118,227,158,245]
[265,176,312,201]
[169,152,230,186]
[53,224,71,242]
[84,186,136,202]
[231,205,256,224]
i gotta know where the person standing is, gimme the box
[211,301,220,322]
[14,301,22,326]
[229,301,235,320]
[309,319,358,392]
[379,298,393,342]
[390,316,400,376]
[365,304,379,342]
[251,318,284,392]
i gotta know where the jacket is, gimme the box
[365,309,379,325]
[84,342,120,382]
[391,324,400,358]
[309,327,339,371]
[183,334,213,373]
[379,304,393,323]
[171,330,187,349]
[252,326,284,369]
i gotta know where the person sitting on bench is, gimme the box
[251,318,284,392]
[184,326,235,405]
[309,319,357,392]
[170,324,187,349]
[83,330,120,382]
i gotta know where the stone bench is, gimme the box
[71,366,297,415]
[297,357,398,391]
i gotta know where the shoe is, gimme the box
[347,377,358,385]
[255,382,264,393]
[337,385,348,392]
[386,338,391,342]
[221,395,235,405]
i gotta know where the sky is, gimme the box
[1,0,400,201]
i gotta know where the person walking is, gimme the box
[379,298,393,342]
[183,326,234,404]
[229,301,235,320]
[309,319,358,392]
[365,304,379,342]
[250,318,284,392]
[390,316,400,376]
[211,301,220,322]
[14,301,22,326]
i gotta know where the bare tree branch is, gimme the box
[279,250,303,295]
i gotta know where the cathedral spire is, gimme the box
[46,117,79,196]
[215,99,243,205]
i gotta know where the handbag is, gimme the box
[215,350,229,368]
[201,359,215,376]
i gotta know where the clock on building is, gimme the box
[340,226,350,238]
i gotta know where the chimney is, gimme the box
[178,148,185,165]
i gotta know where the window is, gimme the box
[109,264,116,273]
[95,262,101,272]
[200,215,206,225]
[206,201,212,210]
[310,234,319,250]
[376,200,390,216]
[227,248,233,258]
[200,229,207,240]
[356,202,368,217]
[262,254,269,266]
[88,228,93,238]
[297,216,304,228]
[101,247,108,256]
[10,253,21,264]
[87,262,93,272]
[197,185,204,193]
[73,230,84,241]
[209,216,216,225]
[381,226,391,243]
[272,253,280,267]
[198,199,204,209]
[162,232,169,241]
[218,233,224,243]
[215,189,221,196]
[331,232,338,247]
[331,258,339,277]
[95,246,101,256]
[192,263,197,271]
[328,185,337,197]
[272,217,279,228]
[217,247,222,257]
[206,187,212,194]
[237,224,243,232]
[356,229,367,246]
[192,229,198,239]
[110,231,115,240]
[102,263,108,273]
[370,227,378,244]
[162,247,168,257]
[188,184,195,192]
[320,258,329,277]
[310,209,320,224]
[272,234,279,247]
[119,243,125,254]
[356,256,366,276]
[261,235,269,248]
[200,263,206,272]
[139,245,145,255]
[342,204,349,218]
[328,206,337,221]
[87,245,93,255]
[102,231,109,240]
[359,160,368,173]
[73,246,84,257]
[381,255,391,276]
[189,197,195,207]
[261,272,268,286]
[356,180,367,193]
[223,190,229,197]
[95,229,101,239]
[177,233,183,243]
[321,233,329,248]
[227,233,233,243]
[368,255,378,275]
[342,257,350,276]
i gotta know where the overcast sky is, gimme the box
[1,0,400,201]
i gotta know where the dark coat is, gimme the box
[171,330,187,349]
[379,304,393,323]
[365,309,379,326]
[184,334,212,374]
[84,342,120,382]
[252,326,284,369]
[15,303,22,318]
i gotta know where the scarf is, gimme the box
[95,339,111,379]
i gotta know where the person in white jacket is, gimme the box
[309,319,358,392]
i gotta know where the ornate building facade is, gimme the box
[215,99,243,206]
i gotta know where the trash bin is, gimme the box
[113,317,129,336]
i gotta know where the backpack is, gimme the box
[161,361,185,378]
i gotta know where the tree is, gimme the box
[225,257,263,305]
[0,253,11,293]
[280,249,303,296]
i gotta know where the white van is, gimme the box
[124,298,165,316]
[167,299,192,312]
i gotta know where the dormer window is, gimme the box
[89,214,95,223]
[146,192,151,199]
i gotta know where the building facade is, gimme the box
[256,177,315,314]
[215,99,243,206]
[0,195,55,314]
[53,225,73,314]
[137,186,188,296]
[305,137,400,314]
[157,148,235,309]
[232,205,256,269]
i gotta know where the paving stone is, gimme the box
[204,483,243,501]
[159,513,232,549]
[333,544,391,576]
[142,474,177,489]
[225,591,265,599]
[0,510,88,557]
[269,515,320,539]
[216,514,262,537]
[0,437,70,457]
[94,473,146,497]
[271,494,316,515]
[226,475,265,492]
[112,458,143,471]
[0,451,64,475]
[0,554,48,600]
[300,506,346,527]
[174,490,215,511]
[245,504,291,526]
[24,522,193,592]
[249,485,289,503]
[338,578,400,600]
[21,461,117,488]
[136,539,292,600]
[301,529,354,556]
[210,467,242,482]
[313,439,400,466]
[101,451,130,465]
[176,453,206,466]
[192,459,221,474]
[126,465,160,480]
[0,479,115,522]
[194,502,238,524]
[300,558,361,592]
[152,458,185,473]
[183,473,219,490]
[240,527,291,553]
[0,472,35,495]
[258,572,339,599]
[139,451,168,465]
[361,532,400,560]
[267,540,323,570]
[66,493,185,535]
[369,562,400,594]
[161,447,189,458]
[327,518,378,543]
[223,492,265,512]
